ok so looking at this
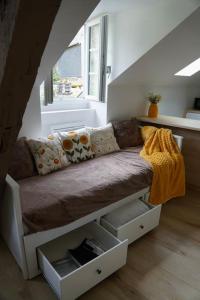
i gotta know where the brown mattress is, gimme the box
[19,147,153,233]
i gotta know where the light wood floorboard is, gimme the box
[0,189,199,300]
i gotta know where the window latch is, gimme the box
[106,66,112,78]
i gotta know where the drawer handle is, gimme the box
[96,268,102,275]
[139,225,144,229]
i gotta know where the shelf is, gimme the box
[137,115,200,132]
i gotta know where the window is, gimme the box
[85,15,108,102]
[41,15,108,110]
[175,57,200,77]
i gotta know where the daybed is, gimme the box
[0,122,183,300]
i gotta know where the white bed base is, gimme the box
[0,175,150,279]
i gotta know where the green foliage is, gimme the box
[53,68,61,83]
[147,92,162,104]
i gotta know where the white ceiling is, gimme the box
[89,0,200,19]
[90,0,136,16]
[111,7,200,87]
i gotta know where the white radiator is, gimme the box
[173,134,183,150]
[50,121,85,133]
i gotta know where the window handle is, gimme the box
[106,66,111,78]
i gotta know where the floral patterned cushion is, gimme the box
[58,129,95,163]
[48,132,60,141]
[86,123,120,157]
[27,138,70,175]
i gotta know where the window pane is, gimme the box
[88,23,100,97]
[52,27,84,102]
[89,50,99,73]
[89,24,100,49]
[88,74,98,97]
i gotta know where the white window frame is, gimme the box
[41,16,108,111]
[84,15,108,102]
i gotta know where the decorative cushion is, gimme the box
[8,137,37,180]
[48,132,60,141]
[86,123,120,157]
[58,129,95,163]
[27,138,70,175]
[112,119,143,148]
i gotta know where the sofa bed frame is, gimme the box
[0,134,183,282]
[0,176,150,279]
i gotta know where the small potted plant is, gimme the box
[147,92,161,118]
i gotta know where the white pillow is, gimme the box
[58,129,95,163]
[27,138,70,175]
[86,123,120,157]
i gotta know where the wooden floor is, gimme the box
[0,189,199,300]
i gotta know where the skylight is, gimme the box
[175,58,200,77]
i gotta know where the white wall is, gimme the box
[89,101,107,126]
[107,85,200,122]
[41,108,96,136]
[40,100,107,136]
[41,99,89,112]
[111,0,200,79]
[107,6,200,122]
[144,86,200,117]
[107,85,146,121]
[19,85,41,138]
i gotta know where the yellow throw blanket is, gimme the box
[140,126,185,205]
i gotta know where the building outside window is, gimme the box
[52,28,84,102]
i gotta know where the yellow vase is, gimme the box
[148,103,158,118]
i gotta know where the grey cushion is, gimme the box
[112,119,143,148]
[8,137,37,180]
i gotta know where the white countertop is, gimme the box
[137,115,200,132]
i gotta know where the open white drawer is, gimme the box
[37,222,128,300]
[101,199,161,245]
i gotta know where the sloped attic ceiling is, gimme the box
[111,7,200,87]
[36,0,100,85]
[91,0,200,80]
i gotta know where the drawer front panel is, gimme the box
[61,240,128,299]
[38,249,61,298]
[118,205,161,244]
[101,205,161,245]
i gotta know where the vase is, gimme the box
[148,103,158,118]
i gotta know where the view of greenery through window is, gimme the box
[52,68,83,100]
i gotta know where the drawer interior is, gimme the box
[101,198,153,229]
[38,222,121,278]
